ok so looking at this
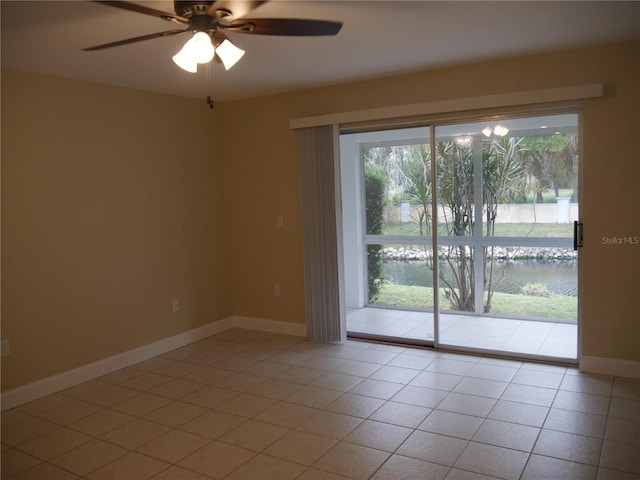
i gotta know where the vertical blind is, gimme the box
[297,125,344,343]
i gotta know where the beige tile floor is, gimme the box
[2,328,640,480]
[347,307,578,359]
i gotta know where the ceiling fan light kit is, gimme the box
[482,125,509,137]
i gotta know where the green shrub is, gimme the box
[522,283,552,298]
[365,166,387,300]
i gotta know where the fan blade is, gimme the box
[228,18,342,36]
[91,1,189,25]
[207,0,266,21]
[83,29,189,51]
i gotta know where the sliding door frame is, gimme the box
[343,109,581,362]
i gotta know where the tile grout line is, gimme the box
[4,330,640,480]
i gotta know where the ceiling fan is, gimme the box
[84,0,343,73]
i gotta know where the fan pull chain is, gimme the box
[205,62,214,109]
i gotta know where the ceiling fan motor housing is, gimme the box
[174,1,217,18]
[174,1,229,34]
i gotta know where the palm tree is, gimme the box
[519,133,577,202]
[482,137,526,310]
[436,140,475,311]
[435,136,527,312]
[402,145,433,237]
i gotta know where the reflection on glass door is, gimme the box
[434,114,579,360]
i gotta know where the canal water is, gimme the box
[383,259,577,297]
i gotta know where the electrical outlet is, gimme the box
[273,284,281,296]
[171,298,180,313]
[276,215,284,228]
[1,339,10,357]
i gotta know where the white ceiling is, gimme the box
[2,1,640,102]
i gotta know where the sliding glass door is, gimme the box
[342,112,579,361]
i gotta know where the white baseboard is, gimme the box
[580,355,640,380]
[1,316,306,411]
[232,315,307,337]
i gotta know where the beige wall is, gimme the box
[1,71,232,391]
[2,39,639,393]
[221,40,640,363]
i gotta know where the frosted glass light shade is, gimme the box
[494,124,509,136]
[172,45,198,72]
[191,32,215,63]
[216,39,245,70]
[481,125,509,137]
[173,32,215,72]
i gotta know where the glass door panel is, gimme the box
[434,114,579,360]
[341,127,435,344]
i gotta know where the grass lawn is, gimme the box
[374,283,577,320]
[381,222,572,237]
[527,188,575,204]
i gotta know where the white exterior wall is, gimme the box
[388,203,578,224]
